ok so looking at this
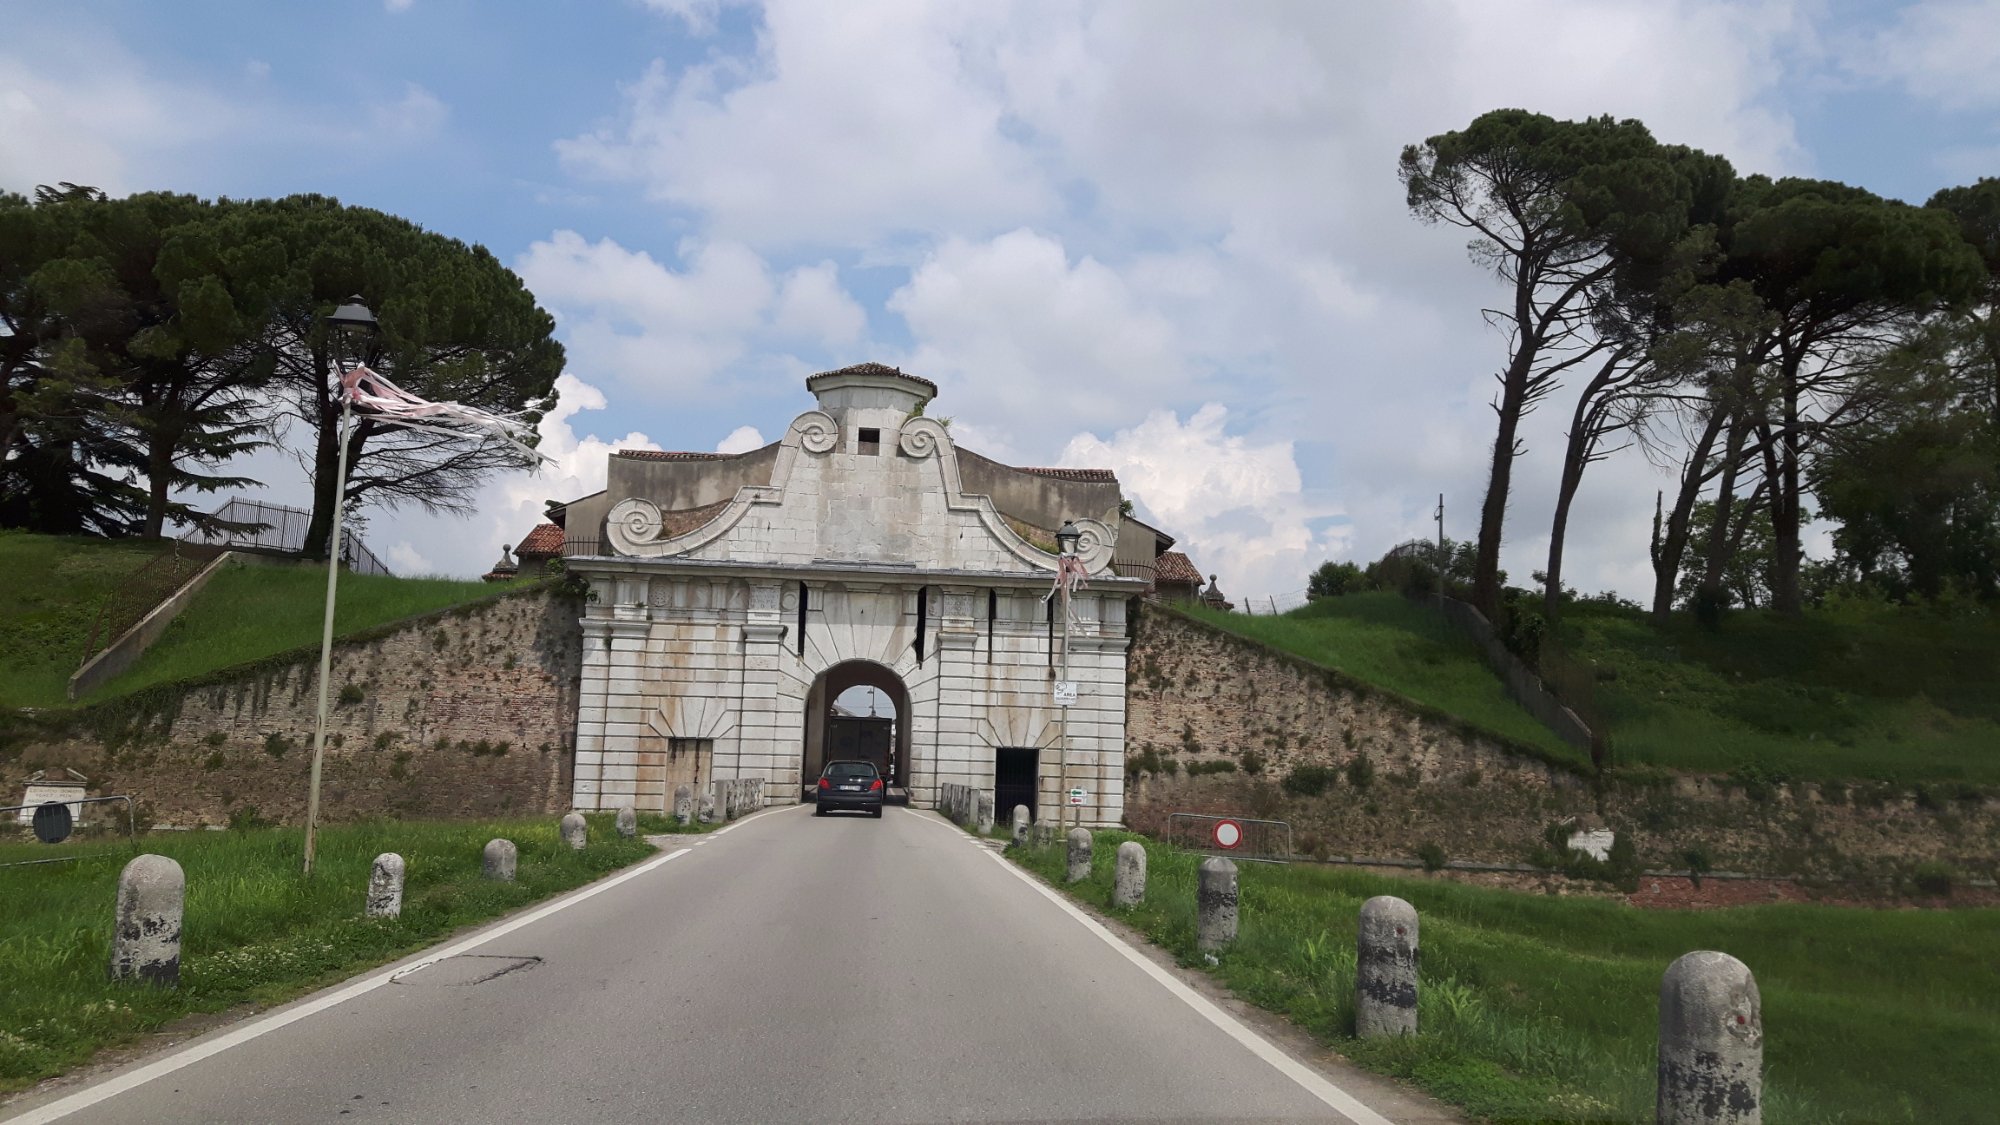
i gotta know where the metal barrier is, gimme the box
[1164,812,1293,863]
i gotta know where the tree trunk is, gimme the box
[1651,407,1728,623]
[1767,355,1805,615]
[1696,411,1748,602]
[302,403,341,560]
[1472,403,1521,618]
[143,435,174,540]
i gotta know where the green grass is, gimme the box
[1009,829,2000,1124]
[1182,596,1589,768]
[91,561,530,701]
[0,532,172,709]
[0,812,694,1093]
[1557,601,2000,784]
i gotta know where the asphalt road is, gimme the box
[8,806,1428,1124]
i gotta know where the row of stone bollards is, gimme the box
[937,783,994,833]
[107,811,629,990]
[1039,828,1765,1125]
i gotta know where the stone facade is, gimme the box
[3,589,578,828]
[1125,606,2000,884]
[563,365,1144,825]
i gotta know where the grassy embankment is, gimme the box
[1187,592,2000,785]
[0,812,701,1095]
[0,531,526,709]
[1008,829,2000,1125]
[1180,596,1589,769]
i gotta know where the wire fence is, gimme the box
[76,543,217,665]
[178,497,392,576]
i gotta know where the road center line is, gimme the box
[7,841,706,1125]
[953,815,1396,1125]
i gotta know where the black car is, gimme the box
[815,760,884,817]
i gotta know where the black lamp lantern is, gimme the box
[1055,519,1081,557]
[326,296,378,367]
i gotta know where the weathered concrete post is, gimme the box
[976,792,995,834]
[366,853,405,919]
[560,812,587,851]
[1658,951,1763,1125]
[1196,857,1238,952]
[1113,841,1147,907]
[482,838,517,881]
[1066,828,1092,883]
[615,806,638,838]
[110,854,183,986]
[1010,805,1030,846]
[673,785,693,826]
[1356,896,1420,1037]
[698,794,717,824]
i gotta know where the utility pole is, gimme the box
[1435,492,1446,609]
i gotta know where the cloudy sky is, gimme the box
[4,0,1996,601]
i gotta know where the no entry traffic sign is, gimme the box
[1211,819,1243,849]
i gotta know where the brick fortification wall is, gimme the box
[1125,607,2000,885]
[3,588,581,828]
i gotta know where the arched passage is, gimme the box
[802,661,911,797]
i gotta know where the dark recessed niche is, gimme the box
[858,427,881,454]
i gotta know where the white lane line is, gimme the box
[6,845,695,1125]
[975,840,1397,1125]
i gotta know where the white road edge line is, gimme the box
[7,840,708,1125]
[962,819,1397,1125]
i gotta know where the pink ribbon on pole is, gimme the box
[339,365,548,463]
[1044,552,1091,605]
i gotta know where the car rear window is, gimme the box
[825,762,878,781]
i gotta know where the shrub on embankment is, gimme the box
[0,813,670,1094]
[1009,830,2000,1124]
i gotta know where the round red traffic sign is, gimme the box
[1211,819,1243,849]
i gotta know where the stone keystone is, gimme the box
[483,838,517,881]
[366,853,405,919]
[1010,805,1030,847]
[560,812,587,851]
[1356,896,1419,1037]
[1196,857,1238,953]
[111,854,184,986]
[1066,828,1093,884]
[1659,951,1762,1125]
[1112,841,1147,907]
[615,806,638,838]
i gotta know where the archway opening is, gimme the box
[802,661,911,800]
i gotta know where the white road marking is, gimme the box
[7,835,721,1125]
[907,809,1396,1125]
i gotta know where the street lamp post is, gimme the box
[303,297,378,877]
[1054,519,1081,834]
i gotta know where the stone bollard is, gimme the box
[560,812,587,850]
[1658,951,1762,1125]
[366,853,405,919]
[1011,805,1030,846]
[698,795,717,824]
[110,854,184,986]
[483,838,517,881]
[976,792,995,835]
[1113,841,1147,907]
[1356,896,1420,1037]
[674,785,693,826]
[1196,857,1238,953]
[1066,828,1093,883]
[615,806,638,838]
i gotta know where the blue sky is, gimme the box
[4,0,1997,599]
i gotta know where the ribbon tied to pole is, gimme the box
[339,364,550,464]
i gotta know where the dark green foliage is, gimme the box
[1126,747,1177,778]
[1281,764,1338,797]
[336,683,363,706]
[261,732,290,758]
[1238,749,1266,774]
[1344,756,1375,790]
[1306,560,1365,599]
[1183,759,1238,777]
[1910,860,1957,896]
[1415,841,1448,872]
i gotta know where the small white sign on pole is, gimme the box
[1067,788,1087,806]
[1053,680,1078,707]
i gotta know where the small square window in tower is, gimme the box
[857,427,881,454]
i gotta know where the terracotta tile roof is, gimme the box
[1016,466,1117,482]
[1155,550,1203,585]
[615,449,735,462]
[516,523,564,557]
[807,362,938,393]
[658,500,732,538]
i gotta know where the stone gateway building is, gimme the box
[554,364,1162,826]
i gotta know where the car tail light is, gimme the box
[869,778,883,792]
[818,777,830,790]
